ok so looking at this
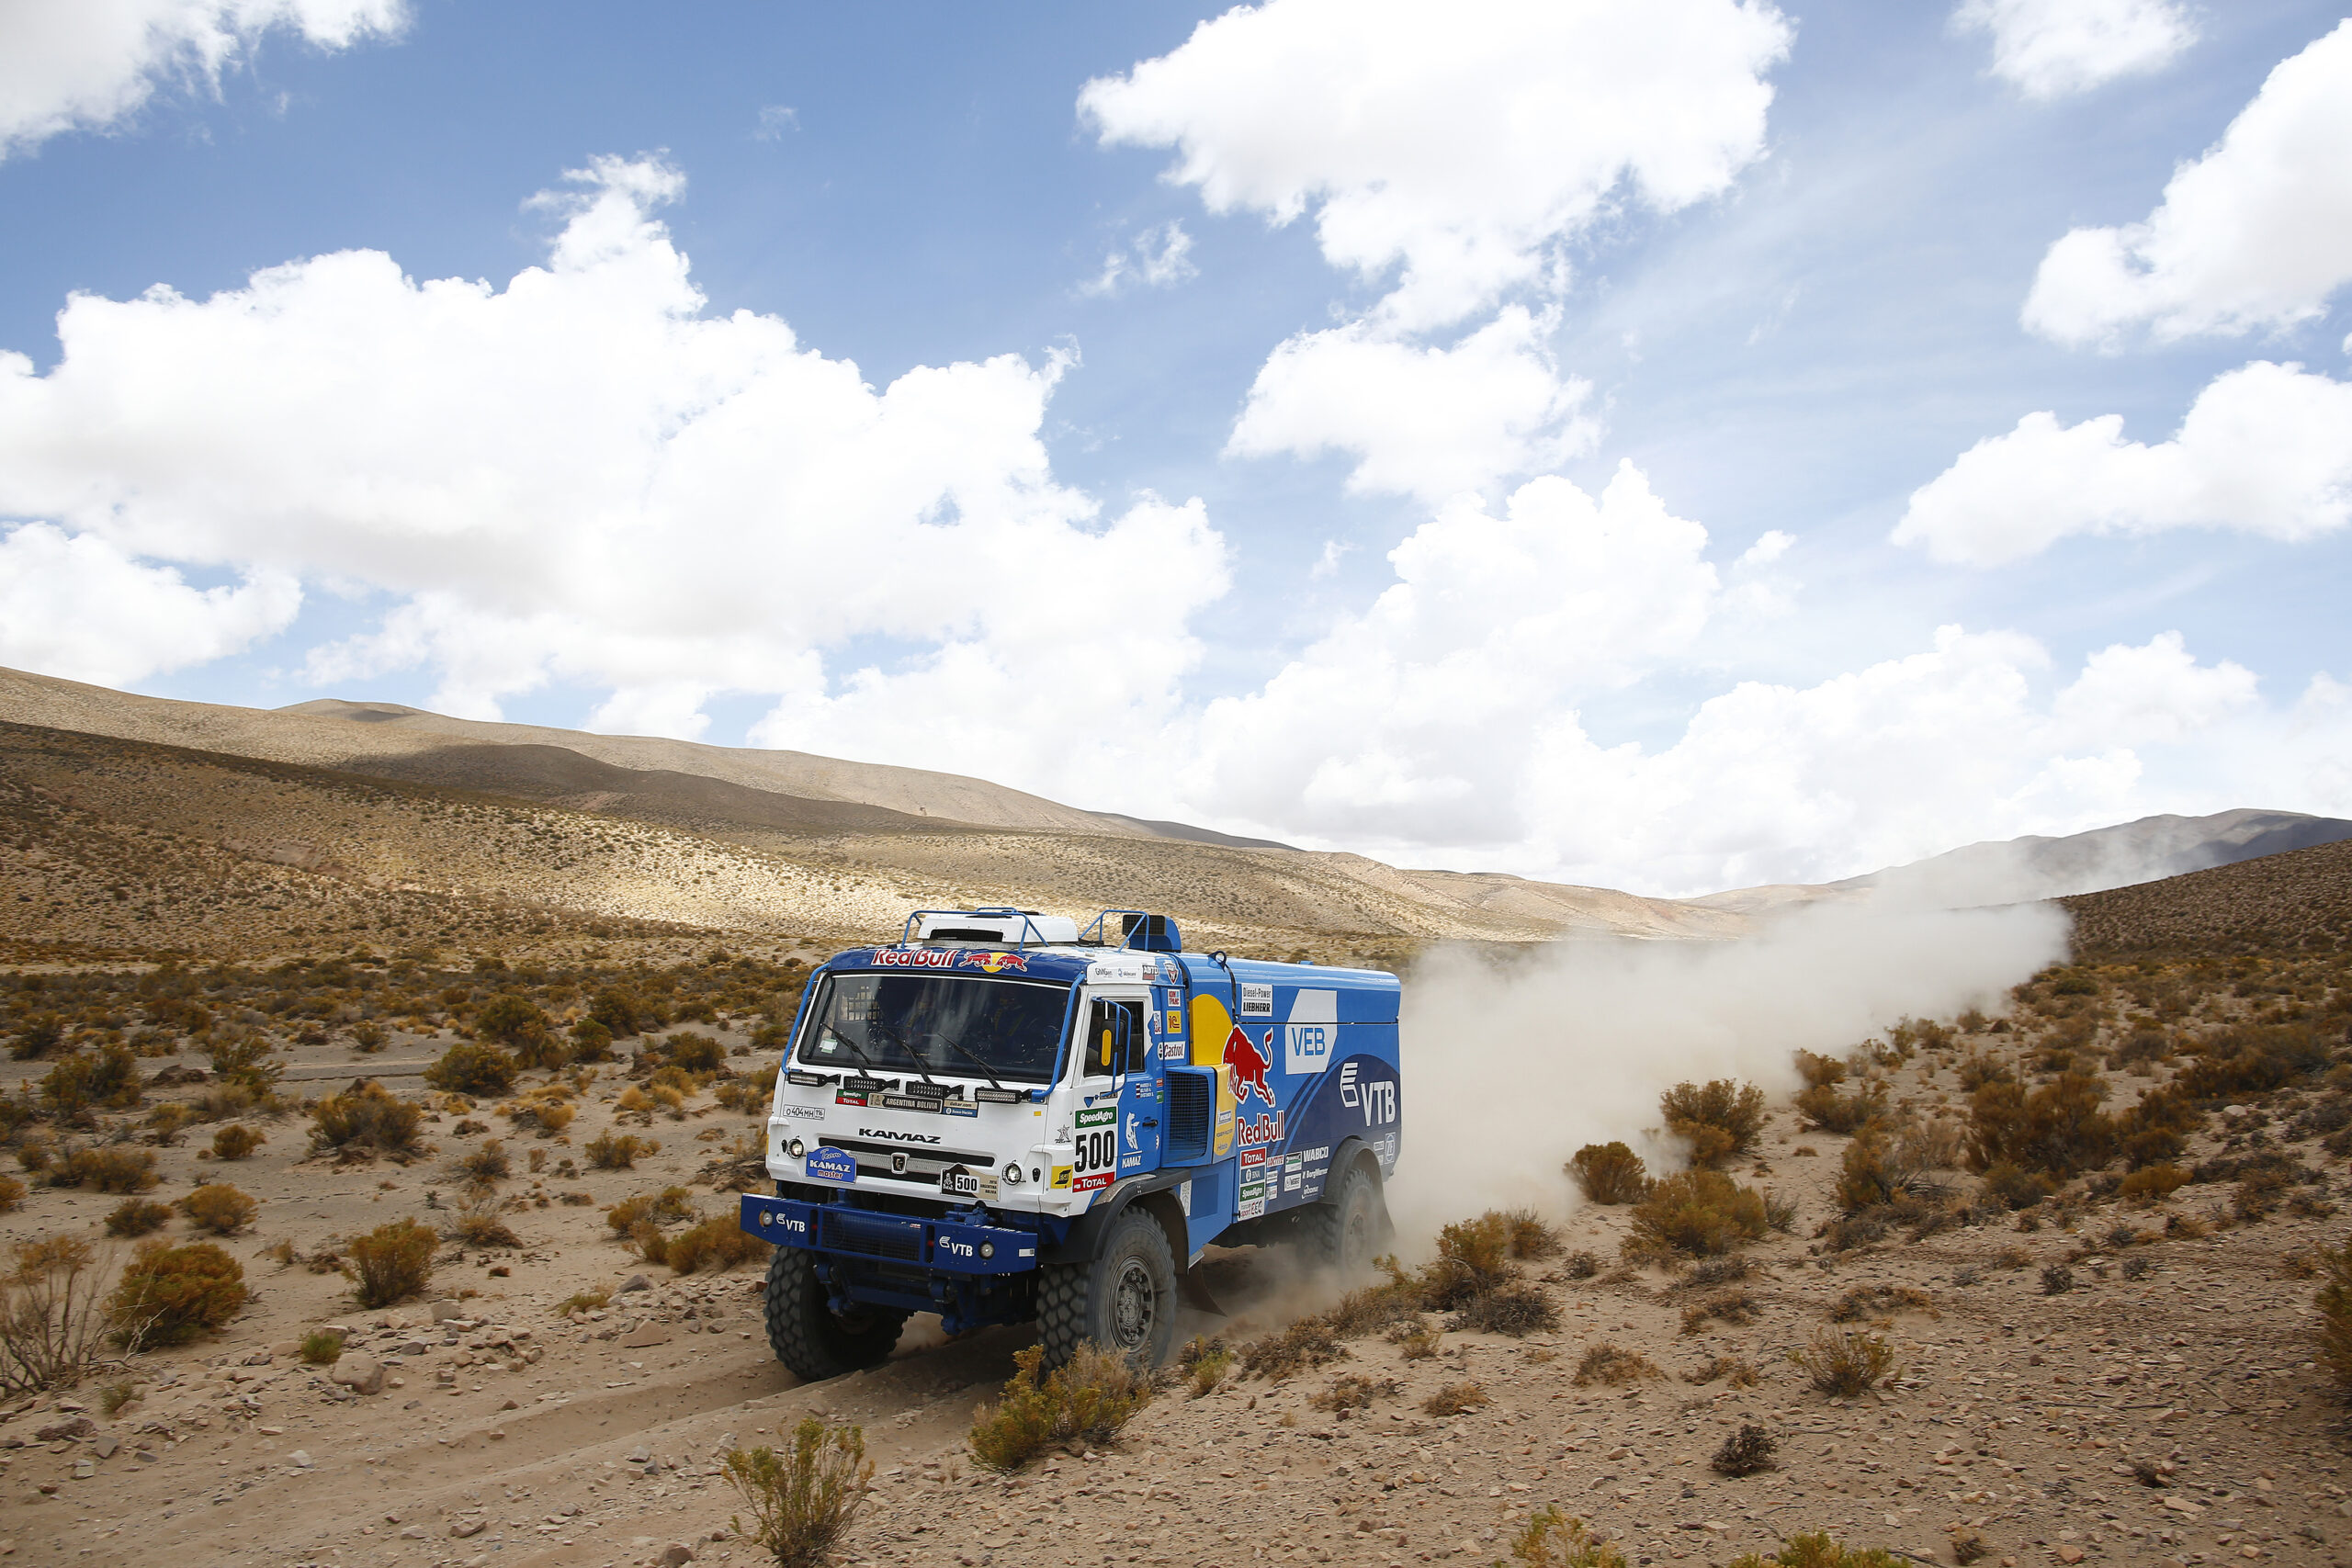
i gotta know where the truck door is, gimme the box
[1075,994,1155,1190]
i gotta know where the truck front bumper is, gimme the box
[738,1194,1041,1277]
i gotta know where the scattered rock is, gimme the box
[620,1323,673,1348]
[616,1274,651,1293]
[450,1519,487,1539]
[330,1355,386,1396]
[33,1418,93,1443]
[288,1450,313,1469]
[432,1300,467,1322]
[659,1545,695,1567]
[91,1437,118,1461]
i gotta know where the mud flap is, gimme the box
[1179,1267,1225,1315]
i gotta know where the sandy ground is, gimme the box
[1,1012,2345,1568]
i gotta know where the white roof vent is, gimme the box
[910,908,1080,946]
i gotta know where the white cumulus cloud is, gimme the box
[0,156,1230,791]
[1081,0,1792,333]
[1227,307,1598,502]
[0,522,300,686]
[1080,220,1197,298]
[0,0,409,158]
[2023,20,2352,345]
[1890,360,2352,565]
[1951,0,2195,99]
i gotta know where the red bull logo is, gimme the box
[1222,1024,1276,1110]
[959,951,1030,975]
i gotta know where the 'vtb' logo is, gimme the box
[1223,1025,1276,1109]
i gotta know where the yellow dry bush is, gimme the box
[176,1183,260,1235]
[967,1343,1149,1472]
[721,1419,873,1568]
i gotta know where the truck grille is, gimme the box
[819,1209,925,1261]
[1163,1068,1213,1162]
[820,1136,993,1189]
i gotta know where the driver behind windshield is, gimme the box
[802,975,1065,1084]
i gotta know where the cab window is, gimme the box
[1080,998,1147,1078]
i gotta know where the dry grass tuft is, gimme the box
[0,1238,115,1393]
[967,1343,1150,1472]
[1680,1290,1761,1334]
[1501,1506,1623,1568]
[1790,1327,1894,1399]
[209,1123,265,1161]
[1826,1285,1933,1323]
[1685,1355,1759,1387]
[586,1131,659,1169]
[103,1198,172,1237]
[662,1214,768,1275]
[311,1081,424,1161]
[1311,1372,1400,1413]
[345,1217,435,1308]
[1176,1335,1231,1397]
[1420,1381,1489,1416]
[176,1183,259,1235]
[1711,1422,1777,1475]
[1573,1343,1664,1386]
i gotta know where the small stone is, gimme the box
[620,1323,673,1349]
[501,1398,519,1410]
[331,1355,386,1396]
[288,1450,314,1469]
[432,1300,466,1322]
[71,1461,93,1481]
[2056,1550,2086,1564]
[627,1447,652,1463]
[33,1418,94,1443]
[660,1545,695,1567]
[450,1519,487,1539]
[400,1527,426,1540]
[92,1437,118,1460]
[617,1274,651,1293]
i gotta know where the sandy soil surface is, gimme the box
[2,997,2344,1568]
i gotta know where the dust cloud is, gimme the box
[1385,899,2072,1246]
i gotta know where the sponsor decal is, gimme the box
[1177,1179,1193,1216]
[1337,1060,1398,1127]
[1238,981,1273,1017]
[780,1104,826,1121]
[1159,1041,1185,1061]
[804,1146,857,1184]
[1235,1111,1283,1149]
[1157,957,1180,986]
[880,1093,942,1112]
[944,1100,979,1117]
[958,950,1030,975]
[1049,1165,1073,1190]
[939,1235,977,1259]
[1073,1106,1119,1186]
[1239,1147,1267,1171]
[1283,988,1338,1075]
[857,1127,942,1145]
[1166,1010,1183,1034]
[1076,1106,1114,1128]
[940,1165,981,1199]
[765,1208,809,1237]
[1237,1179,1266,1221]
[868,947,960,969]
[1074,1170,1114,1192]
[978,1170,1000,1200]
[1121,1152,1143,1169]
[1283,1151,1304,1192]
[1221,1026,1277,1110]
[834,1092,868,1108]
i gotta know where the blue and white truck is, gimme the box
[737,907,1402,1379]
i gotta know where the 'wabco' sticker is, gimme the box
[804,1145,857,1184]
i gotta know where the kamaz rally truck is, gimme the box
[737,908,1401,1380]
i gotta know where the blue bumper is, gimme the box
[737,1194,1042,1277]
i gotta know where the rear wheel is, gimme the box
[762,1246,907,1382]
[1300,1156,1386,1274]
[1037,1209,1179,1371]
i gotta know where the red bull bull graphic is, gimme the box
[1221,1024,1277,1109]
[958,951,1031,974]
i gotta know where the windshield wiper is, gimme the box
[933,1033,1009,1095]
[866,1021,944,1093]
[822,1031,894,1088]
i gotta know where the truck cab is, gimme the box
[738,907,1402,1379]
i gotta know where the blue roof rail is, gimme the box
[899,908,1054,949]
[1079,909,1182,953]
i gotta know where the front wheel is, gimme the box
[1037,1209,1179,1371]
[1299,1157,1387,1274]
[763,1246,907,1382]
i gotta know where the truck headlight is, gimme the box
[1001,1161,1023,1186]
[786,1137,805,1158]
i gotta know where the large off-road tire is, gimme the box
[1036,1209,1179,1371]
[762,1246,907,1382]
[1299,1156,1387,1275]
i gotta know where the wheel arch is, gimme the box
[1038,1170,1195,1269]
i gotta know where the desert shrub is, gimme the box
[1503,1507,1623,1568]
[501,1087,575,1135]
[2040,1262,2075,1294]
[586,1131,658,1169]
[448,1193,521,1248]
[2319,1232,2352,1400]
[424,1041,518,1097]
[2111,1028,2172,1070]
[2121,1253,2153,1280]
[1626,1168,1770,1258]
[1955,1054,2011,1091]
[1834,1124,1910,1213]
[661,1031,728,1074]
[299,1329,343,1364]
[606,1185,698,1235]
[1792,1050,1846,1089]
[1712,1423,1777,1475]
[1311,1371,1400,1413]
[2117,1084,2201,1168]
[967,1343,1149,1471]
[1790,1327,1894,1398]
[108,1240,247,1348]
[345,1217,435,1308]
[1680,1291,1760,1334]
[1573,1343,1663,1386]
[2179,1022,2328,1100]
[1828,1284,1932,1322]
[1242,1315,1345,1380]
[41,1043,144,1116]
[1679,1256,1758,1289]
[102,1198,169,1237]
[1661,1079,1769,1167]
[0,1176,23,1213]
[1391,1322,1442,1359]
[1794,1081,1885,1135]
[663,1214,769,1274]
[8,1014,62,1060]
[52,1145,159,1194]
[1453,1280,1558,1337]
[350,1021,386,1053]
[1420,1381,1488,1416]
[475,995,563,1069]
[1177,1335,1232,1396]
[1567,1142,1650,1204]
[722,1419,874,1568]
[1812,1211,1889,1252]
[450,1140,512,1185]
[1499,1206,1564,1258]
[2117,1163,2189,1202]
[310,1081,425,1160]
[590,987,646,1039]
[204,1032,284,1095]
[567,1017,615,1061]
[1730,1533,1901,1568]
[1967,1072,2115,1179]
[2233,1165,2295,1221]
[1685,1355,1759,1387]
[189,1080,257,1122]
[177,1183,259,1235]
[1561,1249,1600,1280]
[1978,1160,2056,1209]
[209,1123,265,1161]
[0,1238,114,1393]
[143,1102,199,1145]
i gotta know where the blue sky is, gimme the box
[0,0,2346,895]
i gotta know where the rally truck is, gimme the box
[736,907,1402,1380]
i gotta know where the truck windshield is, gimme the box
[794,973,1069,1085]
